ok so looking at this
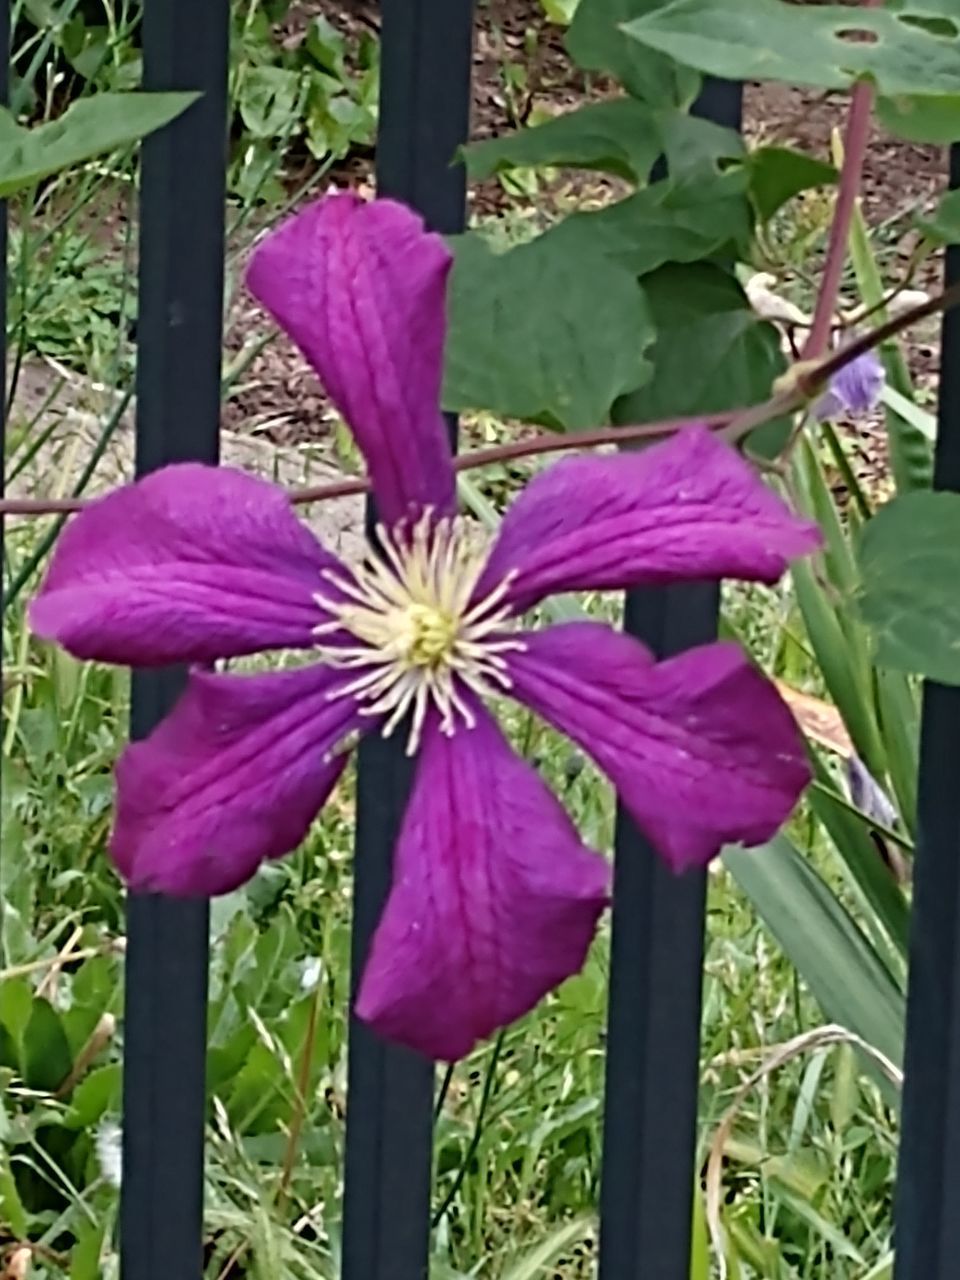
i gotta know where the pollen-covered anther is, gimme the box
[313,514,524,754]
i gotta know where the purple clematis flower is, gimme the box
[30,193,820,1062]
[815,349,885,421]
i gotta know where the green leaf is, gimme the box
[501,1216,595,1280]
[0,977,34,1050]
[542,0,581,22]
[0,91,199,197]
[462,98,662,184]
[856,491,960,684]
[544,167,752,276]
[656,108,743,174]
[65,1063,122,1128]
[238,65,302,138]
[0,1158,28,1239]
[71,1222,108,1280]
[22,996,73,1092]
[848,197,933,492]
[724,837,905,1082]
[878,93,960,143]
[916,188,960,245]
[611,263,785,443]
[566,0,700,105]
[623,0,960,96]
[744,146,838,223]
[443,232,655,429]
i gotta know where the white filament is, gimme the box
[314,511,523,754]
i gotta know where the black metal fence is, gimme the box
[1,1,959,1277]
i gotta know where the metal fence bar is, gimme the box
[892,141,960,1280]
[120,4,230,1277]
[341,4,474,1278]
[597,77,742,1280]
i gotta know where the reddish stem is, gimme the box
[802,0,882,358]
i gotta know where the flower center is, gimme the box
[313,512,523,754]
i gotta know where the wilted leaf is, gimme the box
[0,92,198,196]
[856,491,960,684]
[444,232,654,430]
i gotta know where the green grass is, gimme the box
[1,544,901,1278]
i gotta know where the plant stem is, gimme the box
[802,0,882,358]
[276,982,321,1210]
[4,272,958,523]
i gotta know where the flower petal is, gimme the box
[247,193,456,524]
[111,663,365,896]
[30,464,344,666]
[507,623,811,871]
[814,350,885,421]
[477,427,820,613]
[355,703,610,1060]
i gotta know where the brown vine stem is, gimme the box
[2,279,958,522]
[802,0,882,359]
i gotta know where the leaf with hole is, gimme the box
[443,231,655,430]
[856,491,960,684]
[623,0,960,99]
[0,92,199,197]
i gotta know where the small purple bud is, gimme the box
[814,350,885,421]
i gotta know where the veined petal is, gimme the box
[507,623,811,871]
[111,663,366,896]
[247,193,456,524]
[355,703,610,1061]
[476,427,820,614]
[31,464,345,666]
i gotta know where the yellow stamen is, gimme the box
[314,513,522,754]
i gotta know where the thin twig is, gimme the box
[0,939,125,983]
[1,274,957,522]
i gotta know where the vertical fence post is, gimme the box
[341,4,474,1279]
[892,142,960,1280]
[120,4,230,1277]
[597,77,742,1280]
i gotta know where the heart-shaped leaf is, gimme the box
[856,491,960,685]
[444,231,654,430]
